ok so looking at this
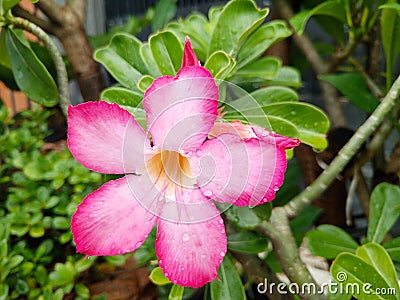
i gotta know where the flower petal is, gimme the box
[68,101,149,174]
[143,66,219,150]
[181,37,200,67]
[192,130,298,207]
[71,175,157,256]
[156,210,227,288]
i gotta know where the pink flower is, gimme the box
[67,38,299,288]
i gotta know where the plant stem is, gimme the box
[9,16,70,116]
[284,75,400,218]
[258,208,325,300]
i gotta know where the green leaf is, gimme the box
[380,3,400,15]
[384,237,400,262]
[204,50,235,80]
[228,231,269,254]
[224,205,261,229]
[234,57,281,80]
[320,73,380,113]
[237,20,292,68]
[140,43,162,78]
[151,0,177,32]
[138,75,154,92]
[3,0,21,11]
[208,0,269,56]
[168,284,184,300]
[5,29,58,106]
[149,267,171,285]
[149,30,183,75]
[254,85,298,103]
[368,183,400,243]
[75,284,90,299]
[15,279,29,295]
[29,226,44,238]
[356,243,399,296]
[290,1,347,35]
[307,225,358,259]
[101,87,143,107]
[264,66,301,88]
[210,255,246,300]
[94,33,146,90]
[331,252,398,300]
[381,1,400,87]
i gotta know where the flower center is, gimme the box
[146,151,193,201]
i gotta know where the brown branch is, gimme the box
[36,0,64,25]
[71,0,87,24]
[12,5,54,34]
[257,208,323,300]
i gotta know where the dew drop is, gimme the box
[182,233,190,242]
[196,149,203,157]
[220,251,225,257]
[219,219,223,224]
[159,259,163,264]
[201,254,206,258]
[181,267,185,271]
[203,190,213,197]
[272,185,280,192]
[135,241,142,248]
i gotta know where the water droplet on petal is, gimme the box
[181,267,185,271]
[159,259,163,264]
[220,251,225,257]
[203,190,213,197]
[196,150,203,156]
[135,241,142,248]
[201,254,206,258]
[272,185,280,192]
[219,219,223,224]
[182,233,190,242]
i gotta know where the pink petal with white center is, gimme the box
[68,101,149,174]
[181,37,200,67]
[143,66,219,150]
[71,175,157,256]
[156,211,227,288]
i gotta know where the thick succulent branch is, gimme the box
[9,16,70,116]
[257,208,325,300]
[284,75,400,218]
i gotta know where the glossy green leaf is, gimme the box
[168,284,184,300]
[210,255,245,300]
[368,183,400,243]
[267,116,300,138]
[264,102,329,149]
[0,30,18,90]
[228,231,269,254]
[254,86,298,102]
[320,73,380,113]
[3,0,21,11]
[94,33,146,90]
[151,0,177,32]
[265,66,301,88]
[237,20,292,68]
[149,31,183,75]
[331,252,398,300]
[5,29,58,106]
[224,205,261,229]
[101,87,143,107]
[208,0,269,56]
[290,1,347,35]
[384,237,400,262]
[138,75,154,92]
[149,267,171,285]
[235,57,281,80]
[380,3,400,15]
[356,243,399,296]
[204,50,235,80]
[381,1,400,87]
[140,43,162,78]
[307,225,358,259]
